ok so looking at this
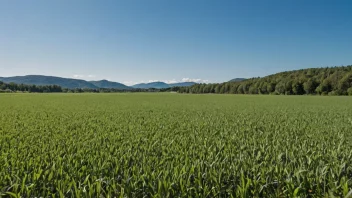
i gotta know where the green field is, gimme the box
[0,94,351,197]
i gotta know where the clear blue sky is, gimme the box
[1,0,352,85]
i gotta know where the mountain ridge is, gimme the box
[90,80,131,89]
[229,78,246,82]
[132,81,196,89]
[0,75,99,89]
[0,75,197,89]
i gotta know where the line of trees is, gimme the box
[0,81,163,93]
[64,88,161,93]
[0,82,63,93]
[178,66,352,96]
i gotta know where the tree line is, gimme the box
[0,82,63,93]
[0,81,163,93]
[177,66,352,96]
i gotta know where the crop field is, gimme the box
[0,93,351,197]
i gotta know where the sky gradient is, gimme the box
[1,0,352,85]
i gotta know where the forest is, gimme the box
[177,66,352,95]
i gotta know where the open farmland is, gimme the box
[0,93,351,197]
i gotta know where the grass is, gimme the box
[0,93,351,197]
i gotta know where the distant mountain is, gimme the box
[0,75,98,89]
[229,78,246,82]
[169,82,196,87]
[132,82,170,89]
[0,75,131,89]
[90,80,131,89]
[132,81,196,89]
[0,75,197,89]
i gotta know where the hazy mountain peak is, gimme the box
[229,78,246,82]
